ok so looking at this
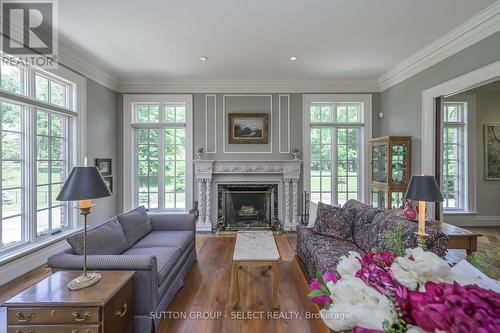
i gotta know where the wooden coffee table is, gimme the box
[232,231,281,310]
[426,220,480,256]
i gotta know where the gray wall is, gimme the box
[86,79,119,224]
[474,90,500,216]
[378,31,500,173]
[191,93,380,208]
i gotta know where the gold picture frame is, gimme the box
[228,113,269,144]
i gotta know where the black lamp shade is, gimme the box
[405,175,444,203]
[56,167,111,201]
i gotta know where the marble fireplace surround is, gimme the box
[194,160,302,232]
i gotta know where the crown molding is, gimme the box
[57,36,120,91]
[378,1,500,92]
[116,79,380,93]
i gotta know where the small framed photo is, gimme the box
[104,176,113,193]
[228,113,269,144]
[95,158,112,176]
[484,124,500,180]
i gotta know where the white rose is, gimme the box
[390,247,452,291]
[320,277,394,331]
[336,251,361,278]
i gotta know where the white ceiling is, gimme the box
[58,0,497,86]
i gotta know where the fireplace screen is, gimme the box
[217,184,278,231]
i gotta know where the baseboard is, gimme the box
[443,215,500,227]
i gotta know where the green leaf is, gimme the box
[308,290,328,298]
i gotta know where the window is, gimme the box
[442,102,467,211]
[304,95,371,206]
[0,55,81,256]
[124,95,193,212]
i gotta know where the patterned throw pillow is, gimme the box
[313,202,356,239]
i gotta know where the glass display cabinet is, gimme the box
[369,136,411,210]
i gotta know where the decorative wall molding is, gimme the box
[205,95,217,153]
[222,95,273,154]
[117,80,380,93]
[58,36,120,91]
[378,2,500,91]
[278,94,291,154]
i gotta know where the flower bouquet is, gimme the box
[308,248,500,333]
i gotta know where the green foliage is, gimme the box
[384,224,406,257]
[467,248,500,279]
[383,298,407,333]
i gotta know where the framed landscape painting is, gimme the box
[485,124,500,180]
[228,113,269,144]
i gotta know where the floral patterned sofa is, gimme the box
[296,199,448,280]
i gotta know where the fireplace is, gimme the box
[217,184,279,231]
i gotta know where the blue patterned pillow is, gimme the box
[313,202,356,240]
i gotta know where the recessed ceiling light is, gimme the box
[200,56,208,62]
[289,56,297,61]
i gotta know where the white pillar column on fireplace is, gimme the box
[292,178,299,227]
[197,178,206,228]
[194,160,214,232]
[205,179,212,226]
[283,179,291,228]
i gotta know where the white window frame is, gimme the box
[303,94,372,205]
[0,57,86,261]
[123,94,193,212]
[441,95,476,214]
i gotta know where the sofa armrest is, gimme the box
[47,251,157,271]
[148,213,196,232]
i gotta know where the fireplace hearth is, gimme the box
[217,184,279,231]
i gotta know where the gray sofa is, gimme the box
[48,206,196,333]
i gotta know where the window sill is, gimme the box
[444,211,478,216]
[0,228,82,267]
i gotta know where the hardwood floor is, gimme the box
[0,228,498,333]
[157,234,330,333]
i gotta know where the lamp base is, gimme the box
[416,232,428,250]
[67,272,101,291]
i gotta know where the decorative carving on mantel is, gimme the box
[194,160,301,177]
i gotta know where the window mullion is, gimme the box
[27,107,36,242]
[332,127,338,206]
[158,128,165,210]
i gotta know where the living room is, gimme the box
[0,1,499,332]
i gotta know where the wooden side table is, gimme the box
[426,220,480,256]
[2,271,134,333]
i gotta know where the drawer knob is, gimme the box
[72,310,91,322]
[15,311,34,322]
[116,302,128,318]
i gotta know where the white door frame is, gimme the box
[421,60,500,218]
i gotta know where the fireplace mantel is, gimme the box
[193,160,302,232]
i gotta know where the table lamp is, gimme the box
[56,166,111,290]
[405,175,444,249]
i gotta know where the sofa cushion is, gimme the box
[118,206,153,246]
[297,225,363,278]
[131,231,194,253]
[66,218,129,255]
[313,202,355,240]
[122,246,181,283]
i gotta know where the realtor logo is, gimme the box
[0,0,58,68]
